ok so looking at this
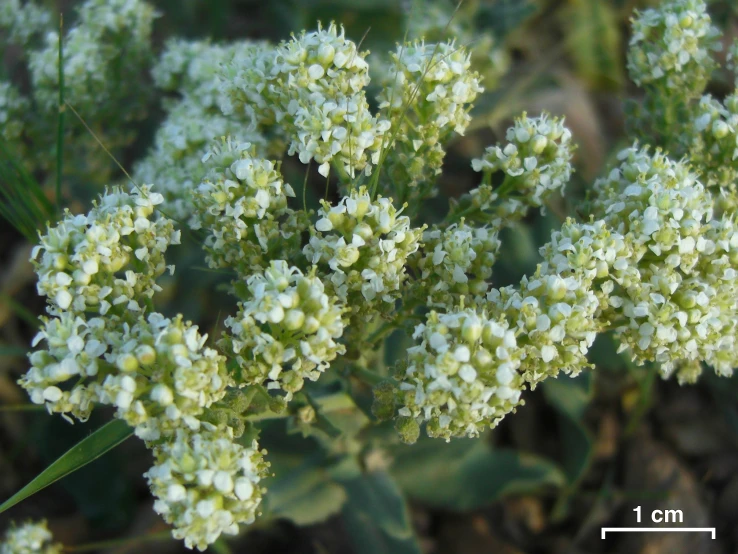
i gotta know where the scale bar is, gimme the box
[602,527,716,539]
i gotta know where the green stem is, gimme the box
[64,530,171,553]
[350,365,387,386]
[0,404,46,413]
[624,363,656,437]
[56,13,65,214]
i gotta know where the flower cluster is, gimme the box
[0,0,51,47]
[223,261,346,397]
[540,218,638,314]
[0,521,61,554]
[690,217,738,379]
[406,0,509,90]
[22,313,107,421]
[591,145,738,380]
[470,112,573,221]
[220,23,390,178]
[13,3,738,551]
[489,268,601,386]
[191,143,306,276]
[29,0,156,116]
[412,221,501,309]
[153,39,239,108]
[304,186,424,318]
[135,39,272,220]
[398,308,524,441]
[218,42,281,131]
[21,184,277,551]
[627,0,720,97]
[0,82,29,160]
[31,186,178,316]
[377,40,483,195]
[133,100,251,221]
[688,93,738,214]
[21,186,180,421]
[592,145,712,273]
[99,313,231,442]
[146,429,268,551]
[275,23,390,177]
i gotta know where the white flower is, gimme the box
[192,145,306,276]
[223,261,346,397]
[470,112,573,222]
[399,308,524,441]
[0,520,61,554]
[32,186,180,318]
[146,429,269,551]
[303,186,424,318]
[627,0,720,95]
[413,221,501,308]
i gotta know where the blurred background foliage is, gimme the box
[2,0,738,553]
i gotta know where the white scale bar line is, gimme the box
[601,528,716,540]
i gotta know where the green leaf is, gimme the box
[560,0,624,89]
[0,345,28,357]
[542,374,594,485]
[37,413,134,528]
[543,372,593,421]
[265,455,348,526]
[0,419,133,514]
[706,372,738,439]
[341,471,421,554]
[0,137,55,242]
[478,0,538,40]
[391,439,566,510]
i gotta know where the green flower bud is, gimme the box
[395,416,420,445]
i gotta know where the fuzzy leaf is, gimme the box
[341,471,421,554]
[265,455,348,525]
[543,373,594,485]
[391,439,566,510]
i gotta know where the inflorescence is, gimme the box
[5,0,738,550]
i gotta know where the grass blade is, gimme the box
[56,13,65,213]
[0,419,133,514]
[0,137,55,241]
